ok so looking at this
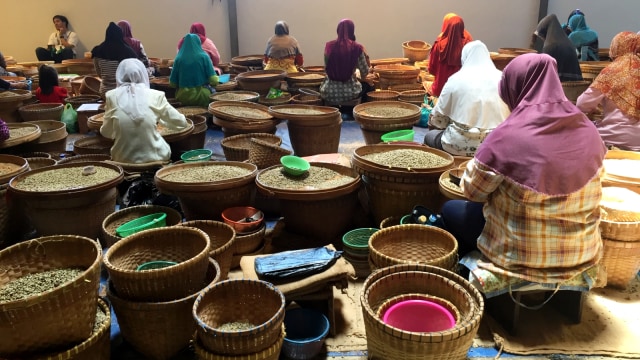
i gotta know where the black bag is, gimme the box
[255,247,342,280]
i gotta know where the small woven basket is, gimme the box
[107,258,221,360]
[248,137,292,169]
[291,93,323,106]
[18,103,64,122]
[25,157,57,170]
[103,226,211,302]
[601,238,640,289]
[367,90,400,102]
[221,133,282,161]
[193,279,286,355]
[561,80,592,103]
[398,89,428,105]
[72,136,114,155]
[234,223,267,255]
[194,325,285,360]
[402,40,432,62]
[100,204,183,248]
[286,119,342,157]
[380,215,403,229]
[369,224,459,272]
[178,220,236,281]
[79,76,101,96]
[0,235,102,357]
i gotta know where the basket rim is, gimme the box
[177,220,237,256]
[154,161,258,193]
[352,143,454,176]
[221,133,282,150]
[194,324,285,359]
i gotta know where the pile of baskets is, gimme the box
[221,132,283,161]
[361,264,484,360]
[402,40,432,63]
[104,226,221,359]
[0,235,108,359]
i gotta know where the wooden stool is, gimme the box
[486,289,585,335]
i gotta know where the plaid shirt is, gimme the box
[461,159,604,284]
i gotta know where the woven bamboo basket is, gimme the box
[169,114,208,162]
[64,95,102,109]
[256,162,361,241]
[25,157,57,170]
[70,76,85,96]
[367,90,400,102]
[0,89,32,123]
[248,137,292,169]
[177,220,236,281]
[235,70,286,95]
[154,161,258,221]
[56,154,111,165]
[0,155,30,247]
[234,223,267,255]
[388,83,425,92]
[231,240,266,269]
[600,220,640,241]
[107,259,221,360]
[402,41,432,62]
[490,53,516,71]
[7,161,123,238]
[291,93,323,106]
[216,80,239,92]
[79,76,101,96]
[17,151,51,159]
[24,298,111,360]
[561,80,591,103]
[601,238,640,289]
[361,264,484,360]
[354,101,420,145]
[602,149,640,194]
[439,169,466,201]
[380,215,403,229]
[287,118,342,157]
[0,235,102,357]
[369,224,459,271]
[579,61,610,81]
[103,226,212,302]
[497,48,537,56]
[18,120,67,153]
[210,91,260,103]
[218,121,279,138]
[258,92,292,106]
[209,100,273,123]
[100,204,184,248]
[18,103,64,122]
[193,279,286,355]
[221,133,282,161]
[72,136,114,155]
[61,59,96,75]
[398,89,428,105]
[194,325,285,360]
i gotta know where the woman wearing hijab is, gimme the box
[428,13,473,97]
[567,14,599,61]
[441,53,606,296]
[561,9,584,35]
[117,20,150,67]
[577,32,640,151]
[424,41,510,156]
[170,33,218,107]
[320,19,370,105]
[264,21,303,73]
[177,23,221,74]
[91,22,137,99]
[530,14,583,81]
[100,59,187,164]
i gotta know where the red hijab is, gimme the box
[434,13,471,66]
[475,53,605,195]
[324,19,364,82]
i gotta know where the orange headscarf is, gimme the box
[434,13,472,66]
[591,31,640,119]
[440,13,473,42]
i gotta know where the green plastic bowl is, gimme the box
[343,228,379,250]
[181,149,213,162]
[280,155,310,176]
[400,214,413,225]
[116,212,168,238]
[136,260,178,271]
[381,129,415,143]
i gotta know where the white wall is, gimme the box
[2,1,639,67]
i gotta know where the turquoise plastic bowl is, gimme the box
[281,155,310,176]
[381,129,415,143]
[181,149,212,162]
[218,74,231,84]
[136,260,178,271]
[116,212,167,238]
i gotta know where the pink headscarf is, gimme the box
[324,19,364,82]
[117,20,141,56]
[177,23,220,69]
[475,53,605,195]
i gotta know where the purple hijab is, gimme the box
[474,53,605,195]
[117,20,141,56]
[324,19,364,82]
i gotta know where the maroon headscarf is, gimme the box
[474,53,605,195]
[117,20,141,55]
[324,19,364,82]
[177,23,208,50]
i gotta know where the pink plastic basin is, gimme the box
[382,299,456,332]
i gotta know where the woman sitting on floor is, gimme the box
[530,14,583,81]
[567,13,599,61]
[92,22,138,99]
[263,20,303,73]
[34,64,68,104]
[170,33,218,108]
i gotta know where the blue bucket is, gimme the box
[282,308,330,359]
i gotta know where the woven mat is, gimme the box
[486,276,640,357]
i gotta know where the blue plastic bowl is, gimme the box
[218,73,231,84]
[282,308,330,359]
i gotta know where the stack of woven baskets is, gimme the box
[599,186,640,289]
[0,235,109,359]
[104,226,220,359]
[221,133,283,161]
[193,279,287,359]
[361,264,484,360]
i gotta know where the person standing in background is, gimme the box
[263,21,303,73]
[35,15,78,63]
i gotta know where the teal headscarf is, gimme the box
[568,14,597,46]
[170,33,215,88]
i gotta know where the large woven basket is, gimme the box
[248,137,292,169]
[100,204,184,248]
[369,224,459,272]
[0,235,102,357]
[194,325,285,360]
[193,279,286,355]
[402,40,432,62]
[287,118,342,157]
[19,120,68,153]
[72,136,114,155]
[235,70,286,95]
[291,93,323,106]
[154,161,258,221]
[579,61,610,81]
[210,91,260,103]
[107,258,221,360]
[361,264,484,360]
[18,103,64,122]
[103,226,212,302]
[178,220,236,280]
[353,101,420,145]
[79,76,101,96]
[221,133,282,161]
[367,90,400,102]
[600,220,640,241]
[601,238,640,289]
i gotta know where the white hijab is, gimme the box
[435,40,509,130]
[114,58,150,122]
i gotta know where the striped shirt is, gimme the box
[93,58,120,99]
[461,159,604,284]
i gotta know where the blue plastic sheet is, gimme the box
[255,247,342,280]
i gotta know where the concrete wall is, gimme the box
[1,1,637,66]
